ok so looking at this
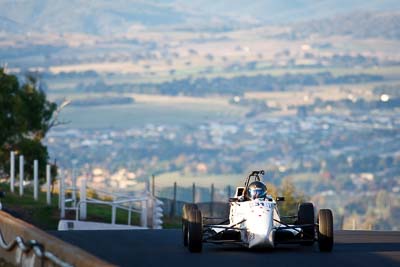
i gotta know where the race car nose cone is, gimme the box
[247,202,275,249]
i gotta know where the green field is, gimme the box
[58,102,246,129]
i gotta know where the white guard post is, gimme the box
[46,164,51,205]
[10,151,15,193]
[33,160,38,201]
[19,155,24,196]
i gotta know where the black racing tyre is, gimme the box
[182,204,198,246]
[297,202,315,246]
[187,208,202,252]
[318,209,334,252]
[183,204,198,220]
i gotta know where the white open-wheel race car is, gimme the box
[182,170,334,253]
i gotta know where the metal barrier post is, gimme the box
[79,179,87,220]
[10,151,15,193]
[128,202,132,225]
[46,164,51,205]
[60,174,65,218]
[170,182,177,217]
[210,183,214,217]
[192,182,196,203]
[33,160,38,201]
[111,196,116,225]
[152,175,155,197]
[72,168,77,206]
[19,155,24,196]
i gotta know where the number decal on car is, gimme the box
[251,202,274,208]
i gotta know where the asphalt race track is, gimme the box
[51,230,400,267]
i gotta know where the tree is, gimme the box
[278,178,306,217]
[0,68,59,180]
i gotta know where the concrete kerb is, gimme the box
[0,210,114,267]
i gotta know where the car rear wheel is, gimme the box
[318,209,334,252]
[298,202,315,246]
[187,208,202,252]
[182,204,198,246]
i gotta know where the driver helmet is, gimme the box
[247,181,267,200]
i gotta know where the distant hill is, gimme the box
[287,11,400,40]
[0,0,188,35]
[0,0,399,35]
[175,0,400,24]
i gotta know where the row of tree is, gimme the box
[157,72,383,96]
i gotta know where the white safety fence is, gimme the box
[7,151,164,230]
[58,175,163,230]
[8,151,53,205]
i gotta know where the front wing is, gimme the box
[202,218,316,246]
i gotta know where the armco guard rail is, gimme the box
[0,233,72,267]
[0,210,113,267]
